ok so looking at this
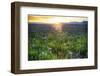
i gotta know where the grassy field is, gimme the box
[28,30,88,60]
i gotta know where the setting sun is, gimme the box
[45,17,65,31]
[53,23,62,31]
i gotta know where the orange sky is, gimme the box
[28,15,87,24]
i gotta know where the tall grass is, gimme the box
[28,30,87,60]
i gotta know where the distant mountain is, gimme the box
[28,23,54,32]
[63,21,88,29]
[28,21,88,32]
[66,21,88,25]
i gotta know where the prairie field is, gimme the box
[28,21,88,60]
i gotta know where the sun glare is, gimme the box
[53,23,62,31]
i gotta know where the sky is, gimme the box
[28,15,88,24]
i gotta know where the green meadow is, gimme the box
[28,30,88,60]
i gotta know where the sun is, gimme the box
[46,17,66,31]
[53,23,62,31]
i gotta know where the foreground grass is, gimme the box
[28,31,88,60]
